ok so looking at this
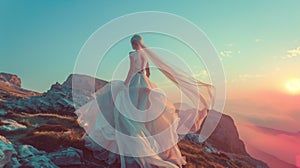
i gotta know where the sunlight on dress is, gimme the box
[75,50,187,168]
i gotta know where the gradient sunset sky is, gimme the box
[2,0,300,127]
[1,1,300,165]
[1,0,299,93]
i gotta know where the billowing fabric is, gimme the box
[139,48,214,133]
[75,49,213,167]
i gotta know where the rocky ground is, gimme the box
[0,73,269,168]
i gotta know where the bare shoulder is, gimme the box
[129,51,138,56]
[129,50,137,53]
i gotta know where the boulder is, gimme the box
[17,145,58,168]
[47,147,83,166]
[0,135,16,167]
[0,110,7,116]
[199,110,249,156]
[20,155,58,168]
[0,73,21,87]
[0,119,27,132]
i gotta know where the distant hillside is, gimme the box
[0,72,41,103]
[246,144,296,168]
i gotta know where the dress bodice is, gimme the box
[128,50,154,88]
[129,50,148,73]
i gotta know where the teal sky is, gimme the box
[3,2,300,162]
[1,0,300,94]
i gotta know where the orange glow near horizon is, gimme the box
[285,78,300,95]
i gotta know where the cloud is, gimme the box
[226,90,300,132]
[219,50,233,58]
[226,99,298,132]
[237,123,300,165]
[193,70,208,79]
[229,73,264,84]
[226,91,300,165]
[219,50,241,60]
[282,46,300,59]
[238,74,264,79]
[226,43,234,47]
[255,38,262,43]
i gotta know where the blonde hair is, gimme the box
[130,34,143,44]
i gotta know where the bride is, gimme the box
[75,34,213,168]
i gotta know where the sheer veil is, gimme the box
[132,34,215,134]
[74,34,215,167]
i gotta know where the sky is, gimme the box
[1,1,300,164]
[1,1,300,92]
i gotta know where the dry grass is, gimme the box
[16,113,85,152]
[2,110,259,167]
[6,111,80,129]
[2,110,86,152]
[34,124,69,132]
[178,138,247,168]
[20,127,85,152]
[0,82,41,101]
[0,120,9,126]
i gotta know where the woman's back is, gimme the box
[130,50,148,72]
[128,50,155,89]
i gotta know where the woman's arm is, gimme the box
[124,54,135,86]
[139,43,150,78]
[146,62,150,78]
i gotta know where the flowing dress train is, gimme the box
[75,51,186,168]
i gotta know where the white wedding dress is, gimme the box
[75,50,187,167]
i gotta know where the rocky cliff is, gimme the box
[203,110,249,156]
[2,74,108,115]
[0,73,21,88]
[0,73,269,168]
[0,73,41,103]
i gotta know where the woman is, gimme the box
[75,34,212,167]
